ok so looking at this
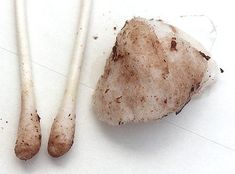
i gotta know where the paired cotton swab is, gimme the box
[48,0,92,157]
[14,0,41,160]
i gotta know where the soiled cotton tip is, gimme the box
[93,17,219,126]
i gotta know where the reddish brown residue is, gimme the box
[93,36,98,40]
[140,96,145,102]
[170,37,177,51]
[220,68,224,73]
[121,21,129,30]
[105,68,111,76]
[199,51,210,60]
[115,96,122,103]
[111,41,118,61]
[164,99,167,104]
[104,89,109,94]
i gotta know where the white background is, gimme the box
[0,0,235,173]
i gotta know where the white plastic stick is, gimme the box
[48,0,92,157]
[14,0,41,160]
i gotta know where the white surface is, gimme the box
[0,0,235,173]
